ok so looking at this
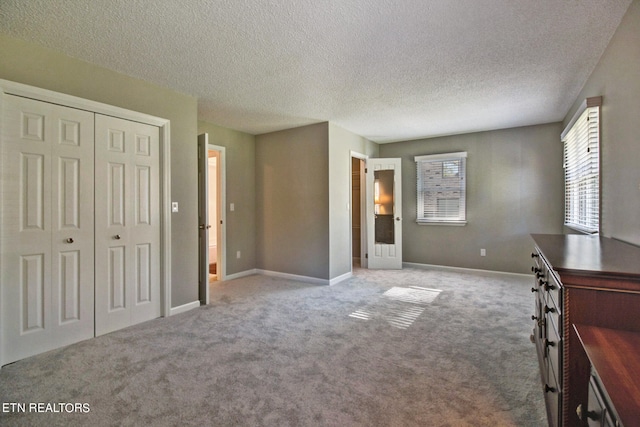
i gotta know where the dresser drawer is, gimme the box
[539,261,562,312]
[546,272,562,310]
[545,361,562,427]
[544,296,561,340]
[546,320,562,390]
[585,377,616,427]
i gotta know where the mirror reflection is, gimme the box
[374,169,394,244]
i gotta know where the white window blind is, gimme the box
[415,152,467,224]
[562,96,601,234]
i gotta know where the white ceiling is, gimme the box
[0,0,632,142]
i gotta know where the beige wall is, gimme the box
[328,124,379,278]
[255,122,378,282]
[380,123,564,274]
[197,121,257,275]
[563,0,640,246]
[0,34,199,307]
[5,0,636,288]
[255,123,330,280]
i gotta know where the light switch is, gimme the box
[230,203,235,211]
[172,202,179,213]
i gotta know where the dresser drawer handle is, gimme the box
[576,404,599,421]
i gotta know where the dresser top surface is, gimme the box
[531,234,640,278]
[574,324,640,426]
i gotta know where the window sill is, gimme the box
[564,224,599,235]
[417,221,467,226]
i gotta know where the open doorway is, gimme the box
[198,134,226,305]
[207,150,220,281]
[351,152,367,269]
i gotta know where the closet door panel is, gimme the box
[95,114,160,336]
[1,95,94,364]
[136,243,151,304]
[22,153,47,230]
[50,99,95,346]
[108,246,126,310]
[59,250,80,323]
[21,254,46,332]
[108,163,126,227]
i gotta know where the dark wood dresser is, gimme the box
[530,234,640,427]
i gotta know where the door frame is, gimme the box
[349,151,368,272]
[0,79,173,367]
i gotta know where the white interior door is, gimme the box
[197,133,210,305]
[366,158,402,269]
[94,114,160,336]
[1,94,95,364]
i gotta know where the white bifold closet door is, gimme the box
[1,95,95,364]
[94,114,160,336]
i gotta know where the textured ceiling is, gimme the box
[0,0,632,142]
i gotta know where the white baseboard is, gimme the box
[223,269,258,281]
[256,269,332,286]
[402,262,530,279]
[169,300,200,316]
[330,271,352,286]
[224,268,352,286]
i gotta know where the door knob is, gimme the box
[66,238,74,243]
[199,224,212,230]
[114,234,121,240]
[395,217,401,221]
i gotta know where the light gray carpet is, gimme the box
[0,267,547,426]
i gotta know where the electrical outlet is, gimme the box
[236,251,241,259]
[480,248,486,257]
[230,203,235,211]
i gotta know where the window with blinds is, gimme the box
[562,96,601,234]
[415,152,467,224]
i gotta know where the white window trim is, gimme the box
[415,151,467,226]
[561,96,601,234]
